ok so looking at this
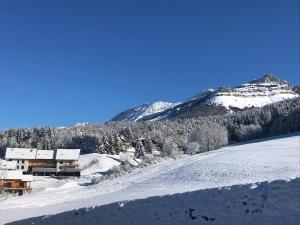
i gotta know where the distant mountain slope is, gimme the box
[111,102,179,122]
[111,74,299,122]
[292,85,300,94]
[204,74,297,109]
[139,96,229,121]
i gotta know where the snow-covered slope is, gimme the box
[111,101,179,122]
[79,153,121,176]
[1,133,299,224]
[205,75,298,109]
[10,179,300,225]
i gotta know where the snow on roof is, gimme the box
[56,149,81,160]
[5,148,81,161]
[136,138,145,141]
[36,150,55,160]
[5,148,37,160]
[21,174,33,182]
[0,160,17,170]
[126,147,136,153]
[0,170,33,181]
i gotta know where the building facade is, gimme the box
[5,148,81,177]
[0,160,33,195]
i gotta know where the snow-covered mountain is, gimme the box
[111,74,299,122]
[204,74,298,109]
[111,101,179,122]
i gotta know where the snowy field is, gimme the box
[0,134,299,224]
[8,179,300,225]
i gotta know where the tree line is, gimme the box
[0,97,299,158]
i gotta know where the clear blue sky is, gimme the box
[0,0,299,129]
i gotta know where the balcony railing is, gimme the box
[58,163,80,169]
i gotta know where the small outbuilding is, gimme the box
[0,169,33,195]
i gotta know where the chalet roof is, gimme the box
[0,170,33,181]
[36,150,55,160]
[5,148,81,161]
[0,160,17,170]
[126,147,136,153]
[21,174,34,182]
[56,149,80,160]
[136,138,146,141]
[5,148,37,160]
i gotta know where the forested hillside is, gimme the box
[1,97,299,158]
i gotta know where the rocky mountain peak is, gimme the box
[249,73,287,84]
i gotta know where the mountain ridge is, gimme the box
[111,74,299,122]
[111,101,179,122]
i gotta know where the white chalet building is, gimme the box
[5,148,81,177]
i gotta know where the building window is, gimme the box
[22,160,25,163]
[17,160,19,163]
[17,166,19,169]
[21,166,24,169]
[60,161,63,164]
